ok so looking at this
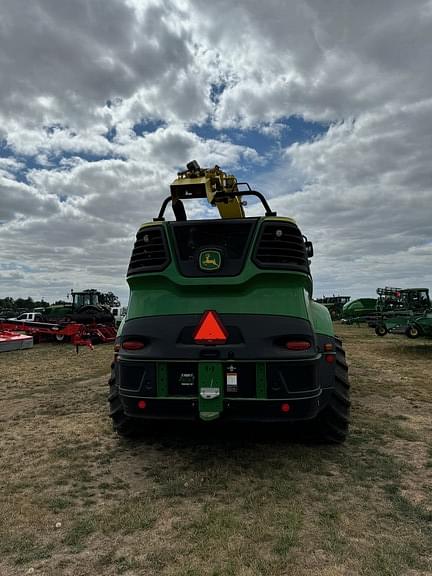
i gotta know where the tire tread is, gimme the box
[310,340,350,443]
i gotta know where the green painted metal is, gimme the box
[381,315,411,333]
[43,304,73,319]
[127,273,311,319]
[342,298,377,321]
[409,312,432,337]
[198,363,224,421]
[255,363,267,399]
[157,363,168,397]
[121,210,337,415]
[307,299,334,336]
[124,217,334,338]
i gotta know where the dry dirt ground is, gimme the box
[0,325,431,576]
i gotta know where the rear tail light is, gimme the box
[122,340,145,350]
[137,400,147,409]
[286,340,311,351]
[281,403,291,413]
[325,354,335,364]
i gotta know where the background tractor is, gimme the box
[0,290,117,346]
[374,287,430,336]
[316,296,351,320]
[43,290,115,326]
[110,161,350,442]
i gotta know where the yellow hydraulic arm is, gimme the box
[170,162,245,219]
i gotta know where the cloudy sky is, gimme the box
[1,0,431,305]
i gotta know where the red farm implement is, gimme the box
[0,330,33,352]
[0,319,116,349]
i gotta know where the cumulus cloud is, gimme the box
[259,99,432,296]
[193,0,432,126]
[0,0,431,301]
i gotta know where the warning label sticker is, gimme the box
[226,373,238,392]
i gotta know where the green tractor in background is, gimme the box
[374,287,431,336]
[43,290,115,326]
[109,161,350,442]
[315,296,351,320]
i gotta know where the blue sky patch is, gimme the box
[209,82,226,105]
[132,119,165,137]
[1,128,128,185]
[193,116,327,153]
[192,116,328,177]
[105,126,117,142]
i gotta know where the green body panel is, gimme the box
[123,218,334,337]
[255,363,267,399]
[307,300,334,336]
[198,363,224,420]
[157,363,169,396]
[127,272,333,338]
[381,316,411,332]
[412,313,432,336]
[44,304,73,318]
[128,271,305,315]
[381,311,420,332]
[342,298,377,319]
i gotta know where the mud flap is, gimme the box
[198,363,223,421]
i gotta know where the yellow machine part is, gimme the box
[170,165,245,219]
[215,196,245,219]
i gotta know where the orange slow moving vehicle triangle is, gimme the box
[193,310,228,344]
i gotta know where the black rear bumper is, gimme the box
[120,393,333,422]
[118,314,318,361]
[115,314,336,422]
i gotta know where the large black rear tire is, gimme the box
[310,338,350,443]
[108,364,139,437]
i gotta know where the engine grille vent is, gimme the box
[170,219,256,277]
[127,227,170,275]
[253,222,309,272]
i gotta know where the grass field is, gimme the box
[1,325,431,576]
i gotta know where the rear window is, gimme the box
[170,219,257,276]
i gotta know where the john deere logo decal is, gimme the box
[199,250,222,271]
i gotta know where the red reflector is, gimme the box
[193,310,228,344]
[137,400,147,410]
[281,403,290,413]
[325,354,335,364]
[122,340,145,350]
[286,340,311,351]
